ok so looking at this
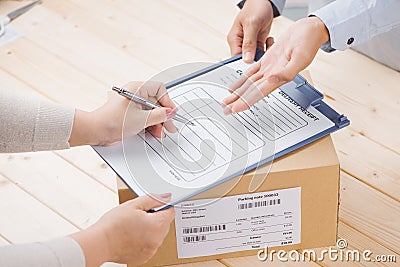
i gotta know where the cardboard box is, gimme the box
[117,134,340,266]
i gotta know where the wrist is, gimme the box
[238,0,279,17]
[69,108,121,147]
[88,109,120,146]
[69,110,99,147]
[308,16,330,45]
[70,226,111,267]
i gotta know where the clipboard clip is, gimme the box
[279,75,349,129]
[279,75,323,110]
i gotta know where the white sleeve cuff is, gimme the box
[311,0,400,51]
[311,1,368,51]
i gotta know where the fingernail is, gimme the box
[244,52,253,62]
[160,193,172,199]
[223,106,232,115]
[166,109,177,120]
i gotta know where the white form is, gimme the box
[175,187,301,258]
[94,60,334,204]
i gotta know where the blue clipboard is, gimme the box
[93,51,349,212]
[166,49,349,148]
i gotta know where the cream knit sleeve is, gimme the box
[0,89,75,153]
[0,237,85,267]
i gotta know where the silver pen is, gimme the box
[112,86,195,126]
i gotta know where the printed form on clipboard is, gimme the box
[93,55,349,210]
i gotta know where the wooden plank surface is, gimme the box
[55,147,118,193]
[0,1,399,267]
[0,39,106,109]
[0,174,78,243]
[325,222,399,267]
[9,2,157,84]
[221,256,321,267]
[0,152,118,229]
[339,172,400,254]
[333,128,399,201]
[169,261,227,267]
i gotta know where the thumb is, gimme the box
[227,25,244,56]
[265,36,275,51]
[133,194,172,211]
[242,24,259,63]
[144,108,176,128]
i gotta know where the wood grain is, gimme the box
[169,260,227,267]
[339,172,400,253]
[220,255,321,267]
[333,128,400,201]
[0,174,78,243]
[55,147,117,193]
[0,152,118,229]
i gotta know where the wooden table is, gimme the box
[0,1,398,266]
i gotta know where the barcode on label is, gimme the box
[183,235,207,243]
[183,224,226,234]
[238,198,281,210]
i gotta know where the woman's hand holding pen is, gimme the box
[68,81,178,147]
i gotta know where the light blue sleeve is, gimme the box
[310,0,400,51]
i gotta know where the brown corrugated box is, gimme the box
[117,72,340,266]
[117,133,340,266]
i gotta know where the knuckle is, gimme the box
[227,34,233,44]
[227,31,234,42]
[243,39,254,48]
[244,16,262,27]
[157,81,166,88]
[150,81,161,87]
[227,32,239,46]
